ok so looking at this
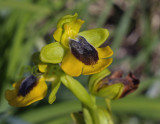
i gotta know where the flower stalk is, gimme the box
[61,74,95,109]
[61,74,101,124]
[61,74,115,124]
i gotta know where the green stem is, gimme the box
[61,74,100,124]
[61,74,95,108]
[105,99,112,115]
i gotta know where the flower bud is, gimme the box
[89,69,140,99]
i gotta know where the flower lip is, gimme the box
[69,36,99,65]
[18,75,38,97]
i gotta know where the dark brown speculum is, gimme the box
[69,36,99,65]
[18,75,38,97]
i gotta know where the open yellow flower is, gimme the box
[5,75,47,107]
[40,13,113,76]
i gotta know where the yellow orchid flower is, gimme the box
[40,13,113,77]
[5,75,47,107]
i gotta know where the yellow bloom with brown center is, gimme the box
[40,13,113,77]
[5,75,47,107]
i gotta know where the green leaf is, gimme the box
[78,28,109,48]
[6,13,31,79]
[19,100,81,123]
[110,97,160,121]
[45,115,72,124]
[40,42,64,64]
[0,1,51,14]
[16,97,160,123]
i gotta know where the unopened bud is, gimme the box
[89,70,140,99]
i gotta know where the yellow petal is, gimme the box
[97,46,113,59]
[61,51,83,77]
[53,27,63,42]
[38,64,48,73]
[53,13,78,42]
[61,19,84,48]
[5,76,47,107]
[82,58,113,75]
[57,13,78,28]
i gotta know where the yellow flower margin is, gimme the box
[40,13,113,77]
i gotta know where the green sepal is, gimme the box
[40,42,64,64]
[57,13,78,28]
[89,69,111,94]
[78,28,109,48]
[96,83,124,99]
[48,77,61,104]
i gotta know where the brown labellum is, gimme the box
[18,75,38,97]
[69,36,99,65]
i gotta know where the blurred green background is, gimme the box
[0,0,160,124]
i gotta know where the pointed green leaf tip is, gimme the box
[40,42,64,64]
[78,28,109,48]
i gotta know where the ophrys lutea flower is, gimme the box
[40,13,113,76]
[5,75,47,107]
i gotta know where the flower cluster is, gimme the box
[5,13,114,107]
[5,13,139,123]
